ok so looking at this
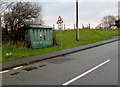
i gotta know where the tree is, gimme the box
[0,1,15,43]
[4,2,43,31]
[102,15,117,28]
[3,2,43,43]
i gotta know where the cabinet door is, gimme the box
[29,29,35,48]
[39,30,42,49]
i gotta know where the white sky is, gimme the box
[2,0,119,29]
[40,1,119,29]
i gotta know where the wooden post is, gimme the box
[53,24,55,30]
[89,24,90,29]
[64,24,65,30]
[82,24,84,29]
[74,24,75,30]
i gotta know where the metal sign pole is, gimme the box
[59,23,62,48]
[60,26,62,48]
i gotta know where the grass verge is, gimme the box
[2,29,118,62]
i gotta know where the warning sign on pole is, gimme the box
[56,16,64,48]
[57,16,64,24]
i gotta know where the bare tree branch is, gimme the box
[2,2,44,43]
[102,15,117,28]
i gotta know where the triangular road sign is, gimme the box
[57,16,64,24]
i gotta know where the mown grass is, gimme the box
[2,29,118,62]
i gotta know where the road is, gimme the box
[2,41,118,85]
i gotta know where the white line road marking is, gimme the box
[63,59,110,85]
[0,66,23,74]
[13,66,23,70]
[0,70,9,74]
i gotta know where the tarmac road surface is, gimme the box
[2,41,118,85]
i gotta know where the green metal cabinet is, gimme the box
[25,25,53,49]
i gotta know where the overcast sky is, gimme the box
[4,0,119,29]
[39,1,119,29]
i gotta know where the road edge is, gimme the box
[1,38,119,71]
